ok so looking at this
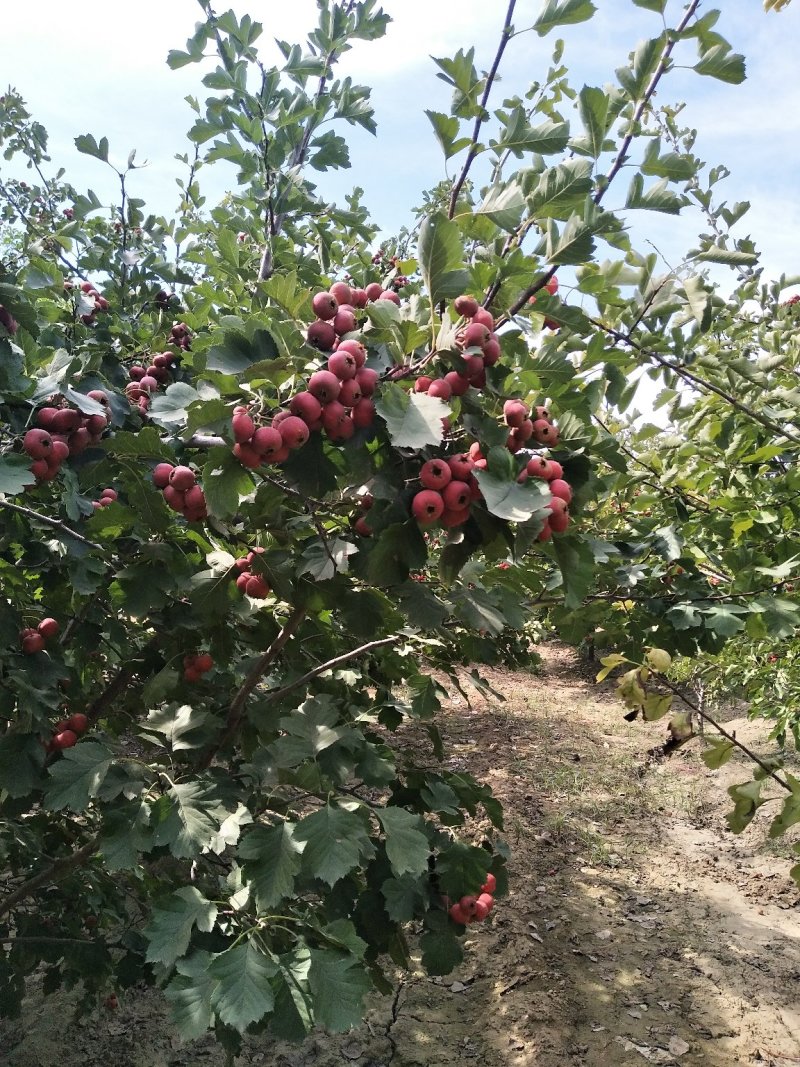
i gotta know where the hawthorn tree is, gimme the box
[1,0,799,1055]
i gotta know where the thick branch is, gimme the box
[0,499,104,551]
[85,635,161,725]
[0,839,98,921]
[447,0,517,220]
[200,605,308,768]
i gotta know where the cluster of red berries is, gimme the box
[413,295,499,401]
[446,872,497,926]
[77,280,109,325]
[92,488,118,510]
[518,452,571,539]
[503,399,559,454]
[352,493,374,537]
[307,279,398,353]
[410,454,482,529]
[152,463,208,522]
[183,651,214,682]
[24,393,110,482]
[168,321,192,351]
[233,547,270,600]
[47,711,89,752]
[528,274,560,330]
[20,616,59,655]
[126,351,179,415]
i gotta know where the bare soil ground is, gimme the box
[3,643,799,1067]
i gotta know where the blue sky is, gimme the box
[3,1,799,286]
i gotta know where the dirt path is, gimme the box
[3,644,799,1067]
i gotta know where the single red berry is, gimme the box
[66,713,89,734]
[52,729,78,750]
[37,618,60,640]
[454,294,479,318]
[169,466,196,491]
[420,459,452,491]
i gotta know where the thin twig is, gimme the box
[0,839,98,921]
[261,635,399,705]
[0,500,104,551]
[447,0,517,220]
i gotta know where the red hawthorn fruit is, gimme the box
[526,456,550,479]
[454,294,479,318]
[352,398,375,428]
[379,290,400,305]
[473,899,491,921]
[337,338,367,367]
[448,454,474,481]
[29,459,50,480]
[468,442,484,461]
[236,572,251,592]
[251,426,284,457]
[364,281,383,302]
[22,633,46,654]
[328,350,358,381]
[139,374,160,392]
[307,319,336,351]
[545,275,559,296]
[152,463,174,488]
[52,729,78,749]
[129,365,146,382]
[414,376,433,393]
[37,618,60,639]
[233,443,263,469]
[232,411,256,442]
[338,379,362,408]
[308,369,342,404]
[471,368,487,389]
[272,444,291,463]
[53,408,81,434]
[517,419,534,443]
[441,507,470,528]
[420,459,452,491]
[543,318,559,331]
[322,400,348,433]
[104,995,118,1011]
[411,489,445,525]
[550,508,570,534]
[169,466,196,491]
[354,516,372,537]
[184,666,203,683]
[482,337,501,365]
[427,379,452,401]
[68,427,92,455]
[100,488,118,502]
[279,415,310,450]
[183,485,207,513]
[50,440,70,464]
[546,460,563,480]
[85,413,108,436]
[460,354,484,379]
[549,478,572,503]
[355,367,378,396]
[461,322,490,350]
[503,400,528,428]
[152,354,170,369]
[195,653,213,673]
[245,575,270,599]
[162,485,186,511]
[312,291,338,320]
[333,307,356,335]
[444,371,470,397]
[459,895,478,918]
[532,419,556,445]
[67,713,89,734]
[472,307,494,330]
[481,873,497,895]
[36,407,60,429]
[351,288,368,309]
[506,433,523,454]
[290,391,323,424]
[329,281,353,306]
[235,557,251,572]
[442,480,470,511]
[328,416,355,442]
[448,902,470,925]
[23,429,53,460]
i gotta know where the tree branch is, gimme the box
[260,634,399,705]
[0,500,104,551]
[447,0,517,221]
[0,839,98,921]
[200,605,308,768]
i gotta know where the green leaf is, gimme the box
[534,0,597,36]
[726,779,765,834]
[0,732,46,798]
[425,110,471,160]
[165,952,216,1040]
[144,886,218,967]
[152,780,231,859]
[270,697,348,769]
[376,807,430,877]
[769,782,800,839]
[528,159,593,220]
[208,941,277,1031]
[545,214,597,265]
[633,0,666,10]
[578,86,611,158]
[271,949,314,1041]
[308,949,372,1032]
[295,804,374,886]
[475,181,526,232]
[0,455,36,495]
[44,741,114,812]
[553,536,595,609]
[74,133,109,162]
[148,382,201,427]
[239,822,303,909]
[417,212,470,305]
[702,604,746,637]
[202,447,254,519]
[695,245,759,267]
[701,738,736,770]
[595,653,629,682]
[420,927,464,975]
[436,841,491,897]
[694,46,746,85]
[376,384,449,449]
[142,704,209,751]
[473,470,550,523]
[381,874,425,922]
[683,275,713,332]
[625,174,686,214]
